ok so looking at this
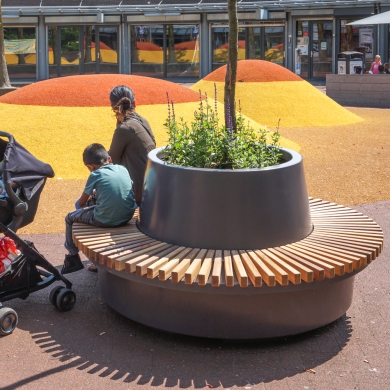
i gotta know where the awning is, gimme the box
[347,11,390,25]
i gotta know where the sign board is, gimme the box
[338,60,346,74]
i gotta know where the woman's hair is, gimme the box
[83,143,109,165]
[110,85,135,117]
[375,55,381,60]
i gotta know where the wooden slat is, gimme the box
[280,246,336,278]
[133,245,175,275]
[293,240,362,270]
[253,250,289,286]
[185,248,207,285]
[246,250,276,286]
[172,248,201,283]
[147,246,187,279]
[271,247,325,281]
[114,242,166,271]
[223,250,234,287]
[212,250,223,287]
[310,231,382,255]
[159,247,194,281]
[231,250,248,287]
[305,236,372,265]
[262,248,307,283]
[287,242,352,274]
[198,250,215,286]
[238,250,262,287]
[97,237,154,264]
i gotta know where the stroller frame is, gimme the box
[0,131,76,336]
[0,222,73,303]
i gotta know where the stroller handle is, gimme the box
[0,131,28,216]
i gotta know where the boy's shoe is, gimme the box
[61,253,84,274]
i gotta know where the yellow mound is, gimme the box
[0,101,298,180]
[191,80,364,128]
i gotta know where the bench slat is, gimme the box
[198,250,215,286]
[185,248,208,285]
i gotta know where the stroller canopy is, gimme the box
[1,135,54,201]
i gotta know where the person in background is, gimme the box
[370,55,382,74]
[108,85,156,206]
[61,143,137,274]
[378,65,386,74]
[384,63,390,74]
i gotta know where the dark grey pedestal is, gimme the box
[98,266,355,339]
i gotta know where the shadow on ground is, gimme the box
[3,266,352,389]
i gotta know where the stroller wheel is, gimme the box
[49,286,65,307]
[0,307,18,336]
[56,289,76,312]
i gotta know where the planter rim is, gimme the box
[149,146,302,173]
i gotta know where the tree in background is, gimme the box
[0,0,12,88]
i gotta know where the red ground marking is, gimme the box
[0,74,201,107]
[203,60,302,82]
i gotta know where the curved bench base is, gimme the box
[98,266,355,339]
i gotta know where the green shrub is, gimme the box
[163,88,282,169]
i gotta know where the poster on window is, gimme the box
[359,28,373,55]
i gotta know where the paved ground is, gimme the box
[0,202,389,390]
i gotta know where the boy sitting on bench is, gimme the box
[61,143,137,274]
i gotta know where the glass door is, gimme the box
[296,20,333,79]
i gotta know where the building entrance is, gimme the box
[296,20,333,79]
[48,25,118,78]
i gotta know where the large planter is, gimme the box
[75,146,381,339]
[139,147,312,250]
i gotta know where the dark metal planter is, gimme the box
[139,147,312,250]
[98,265,355,339]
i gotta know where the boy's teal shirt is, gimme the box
[84,163,137,225]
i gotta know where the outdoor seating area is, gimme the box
[72,197,383,339]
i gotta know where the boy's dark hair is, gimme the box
[384,63,389,68]
[378,65,385,72]
[83,143,109,165]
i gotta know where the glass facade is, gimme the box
[130,24,199,78]
[3,27,37,79]
[48,25,118,77]
[212,24,284,71]
[340,20,374,72]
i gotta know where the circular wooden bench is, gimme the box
[73,198,383,338]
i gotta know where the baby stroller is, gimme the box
[0,131,76,336]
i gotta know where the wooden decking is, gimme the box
[73,198,383,287]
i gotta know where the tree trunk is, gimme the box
[224,0,238,132]
[17,28,26,65]
[0,0,12,88]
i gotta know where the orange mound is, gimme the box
[0,74,200,107]
[203,59,302,82]
[136,42,162,51]
[219,40,246,49]
[174,41,198,50]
